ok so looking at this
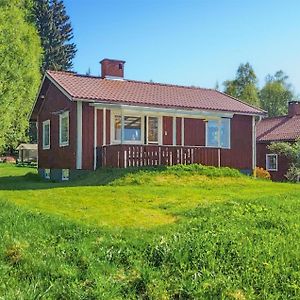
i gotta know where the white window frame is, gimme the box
[59,111,69,147]
[111,111,145,145]
[62,169,69,181]
[44,168,50,179]
[266,154,278,171]
[146,115,161,144]
[205,118,231,149]
[42,120,50,150]
[111,111,163,145]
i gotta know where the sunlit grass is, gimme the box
[0,163,299,299]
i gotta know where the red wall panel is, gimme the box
[163,116,173,145]
[82,103,94,170]
[184,118,205,146]
[106,110,111,145]
[176,117,182,145]
[220,115,252,170]
[38,81,76,169]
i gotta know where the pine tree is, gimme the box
[33,0,77,72]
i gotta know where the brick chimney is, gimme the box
[100,58,125,79]
[288,100,300,117]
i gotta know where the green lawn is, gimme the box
[0,163,299,299]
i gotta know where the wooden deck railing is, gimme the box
[97,144,220,168]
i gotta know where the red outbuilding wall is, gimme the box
[256,142,290,181]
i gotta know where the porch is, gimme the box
[97,144,222,168]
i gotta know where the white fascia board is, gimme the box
[45,73,73,101]
[30,73,74,121]
[87,101,234,119]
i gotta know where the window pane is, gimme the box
[267,155,277,170]
[44,123,50,146]
[124,116,141,141]
[148,117,158,143]
[60,114,69,144]
[220,119,230,148]
[114,115,121,140]
[207,120,219,147]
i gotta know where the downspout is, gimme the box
[252,115,262,176]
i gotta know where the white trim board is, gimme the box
[76,101,83,169]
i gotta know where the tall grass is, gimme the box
[0,164,299,299]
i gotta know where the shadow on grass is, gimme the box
[0,166,169,191]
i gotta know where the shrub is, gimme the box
[255,167,271,180]
[285,164,300,183]
[166,164,242,178]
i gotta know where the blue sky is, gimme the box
[64,0,300,94]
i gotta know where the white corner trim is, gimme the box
[252,116,256,170]
[181,117,184,146]
[103,108,106,146]
[76,101,83,169]
[94,107,97,170]
[172,117,176,146]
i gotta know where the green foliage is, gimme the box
[268,141,300,182]
[268,141,300,166]
[285,164,300,183]
[223,63,260,107]
[0,0,42,153]
[260,71,294,117]
[0,164,300,299]
[33,0,77,72]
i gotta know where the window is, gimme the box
[220,118,230,148]
[266,154,278,171]
[124,116,141,141]
[59,111,69,147]
[206,118,230,149]
[114,115,121,141]
[147,117,159,143]
[62,169,69,181]
[44,169,50,179]
[42,120,50,149]
[113,115,142,142]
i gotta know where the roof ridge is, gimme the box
[125,79,213,91]
[261,115,288,121]
[47,70,103,80]
[47,70,215,91]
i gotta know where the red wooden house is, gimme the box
[257,101,300,181]
[30,58,265,181]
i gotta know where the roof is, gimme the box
[41,70,265,116]
[16,144,38,150]
[257,115,300,142]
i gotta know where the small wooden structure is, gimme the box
[16,144,38,163]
